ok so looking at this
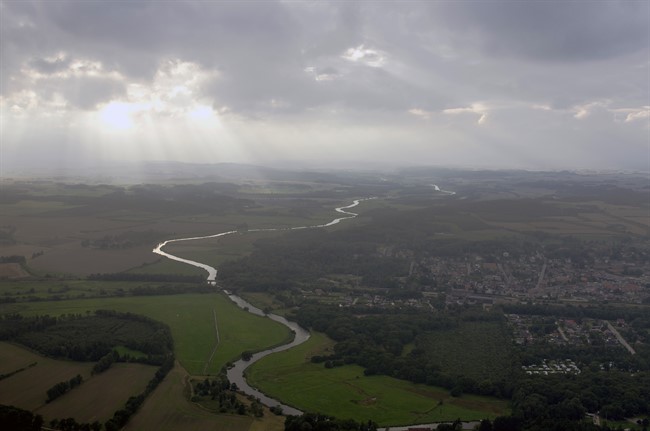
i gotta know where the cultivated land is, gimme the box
[35,363,157,423]
[0,342,93,410]
[247,333,510,426]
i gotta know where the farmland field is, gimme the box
[247,333,510,426]
[0,342,93,410]
[35,363,157,423]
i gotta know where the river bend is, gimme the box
[153,199,371,414]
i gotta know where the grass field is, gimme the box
[0,341,93,410]
[0,293,291,375]
[35,363,157,423]
[124,362,284,431]
[247,333,510,426]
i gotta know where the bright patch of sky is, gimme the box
[1,1,648,173]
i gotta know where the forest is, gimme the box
[0,310,173,364]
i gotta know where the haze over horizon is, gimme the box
[1,1,649,175]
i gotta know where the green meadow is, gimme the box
[247,333,510,426]
[1,292,291,375]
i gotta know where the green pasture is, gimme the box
[114,345,148,359]
[247,333,510,426]
[0,293,291,375]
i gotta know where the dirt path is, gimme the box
[202,308,221,374]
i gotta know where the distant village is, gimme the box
[419,248,649,307]
[299,245,648,364]
[304,246,649,310]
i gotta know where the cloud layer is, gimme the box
[1,1,648,172]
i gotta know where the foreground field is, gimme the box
[35,363,157,423]
[247,333,510,426]
[125,362,284,431]
[0,342,93,410]
[0,292,291,375]
[0,342,157,424]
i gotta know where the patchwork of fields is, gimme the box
[0,342,157,423]
[9,176,646,428]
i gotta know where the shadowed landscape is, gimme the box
[1,165,649,430]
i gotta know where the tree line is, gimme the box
[46,375,83,403]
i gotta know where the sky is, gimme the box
[1,0,649,174]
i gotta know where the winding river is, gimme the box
[152,199,371,415]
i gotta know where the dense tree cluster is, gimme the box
[0,361,36,381]
[0,310,173,364]
[49,417,102,431]
[219,228,409,292]
[46,374,83,403]
[92,350,119,375]
[0,404,43,431]
[192,374,254,416]
[512,371,650,423]
[0,255,25,264]
[295,305,514,398]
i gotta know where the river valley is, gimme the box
[152,199,369,414]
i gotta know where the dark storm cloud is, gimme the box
[26,0,299,78]
[56,76,126,110]
[429,1,649,62]
[28,56,71,75]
